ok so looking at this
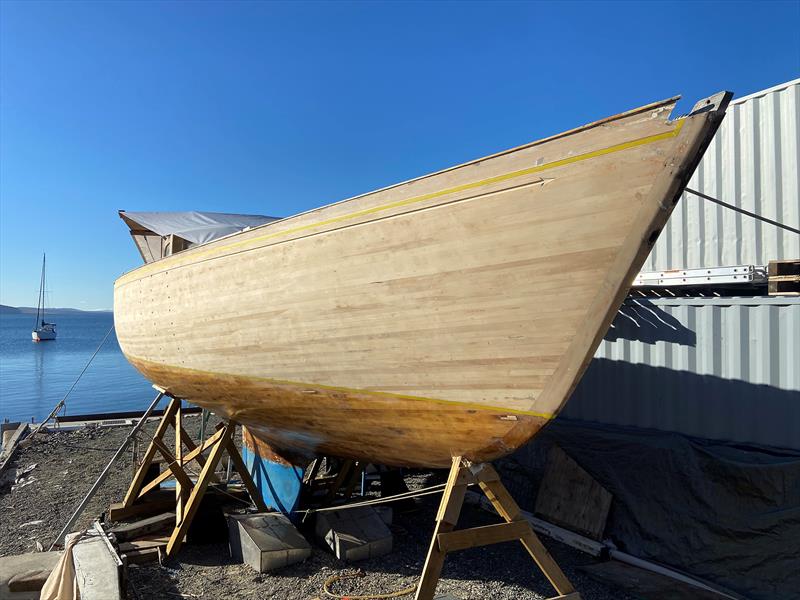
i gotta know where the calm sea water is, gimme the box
[0,312,155,423]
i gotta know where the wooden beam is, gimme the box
[110,512,175,543]
[117,535,170,553]
[122,546,162,565]
[519,530,576,596]
[123,398,180,507]
[174,402,187,522]
[476,466,575,596]
[324,459,355,503]
[414,458,580,600]
[223,434,268,512]
[414,456,467,600]
[108,496,176,521]
[138,428,225,498]
[166,423,232,556]
[437,520,530,553]
[179,427,210,471]
[151,438,193,492]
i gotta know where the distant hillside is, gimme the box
[1,305,112,315]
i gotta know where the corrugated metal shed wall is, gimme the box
[642,79,800,270]
[562,297,800,450]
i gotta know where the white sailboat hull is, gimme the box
[32,327,56,341]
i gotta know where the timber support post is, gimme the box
[414,456,581,600]
[120,393,267,558]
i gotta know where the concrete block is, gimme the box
[0,552,60,600]
[228,513,311,572]
[67,529,124,600]
[314,506,392,562]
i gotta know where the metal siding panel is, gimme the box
[642,79,800,271]
[562,298,800,449]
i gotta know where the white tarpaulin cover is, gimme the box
[119,210,279,263]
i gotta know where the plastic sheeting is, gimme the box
[502,419,800,600]
[119,211,279,263]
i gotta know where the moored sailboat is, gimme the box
[32,253,56,342]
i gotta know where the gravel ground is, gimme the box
[0,424,635,600]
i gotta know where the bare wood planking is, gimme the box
[114,94,730,468]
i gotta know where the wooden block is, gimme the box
[768,259,800,296]
[768,280,800,296]
[108,496,175,521]
[768,259,800,278]
[110,512,175,542]
[436,520,530,552]
[122,547,162,565]
[118,535,170,554]
[535,445,612,541]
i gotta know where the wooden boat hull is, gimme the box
[114,93,730,468]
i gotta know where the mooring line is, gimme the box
[30,324,116,439]
[685,187,800,235]
[294,482,451,522]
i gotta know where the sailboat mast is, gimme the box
[41,253,46,325]
[34,253,45,328]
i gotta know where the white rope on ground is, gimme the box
[30,324,116,439]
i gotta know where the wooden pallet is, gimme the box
[768,259,800,296]
[415,456,580,600]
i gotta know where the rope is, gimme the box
[685,188,800,235]
[296,483,448,518]
[322,570,417,599]
[30,324,116,439]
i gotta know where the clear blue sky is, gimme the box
[1,1,798,310]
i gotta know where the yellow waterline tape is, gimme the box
[127,354,557,419]
[117,119,685,286]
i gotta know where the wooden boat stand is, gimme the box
[303,456,365,505]
[415,457,580,600]
[117,393,267,557]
